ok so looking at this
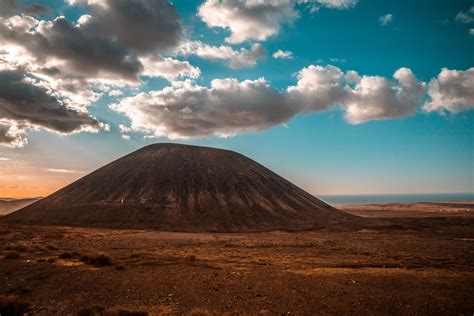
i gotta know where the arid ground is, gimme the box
[1,202,473,315]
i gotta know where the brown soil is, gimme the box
[1,206,473,315]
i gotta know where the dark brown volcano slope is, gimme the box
[3,143,364,231]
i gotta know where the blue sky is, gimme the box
[0,0,472,197]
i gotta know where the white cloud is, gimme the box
[118,124,132,133]
[344,67,425,123]
[198,0,298,44]
[273,49,293,59]
[110,64,429,139]
[287,65,346,111]
[139,54,200,80]
[379,13,393,26]
[423,68,474,113]
[108,89,123,97]
[470,28,474,36]
[455,6,474,24]
[121,134,130,140]
[178,41,265,69]
[198,0,358,44]
[110,77,296,139]
[287,65,424,123]
[315,0,357,9]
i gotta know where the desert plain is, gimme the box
[0,201,473,315]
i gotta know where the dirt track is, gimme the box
[1,211,473,315]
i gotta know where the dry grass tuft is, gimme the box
[78,306,148,316]
[80,254,113,267]
[59,251,80,259]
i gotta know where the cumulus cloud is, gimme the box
[423,68,474,113]
[74,0,183,53]
[0,2,192,82]
[178,41,266,69]
[287,65,425,124]
[0,70,105,147]
[0,15,143,81]
[110,64,428,139]
[273,49,293,59]
[343,68,425,123]
[110,78,297,139]
[0,0,201,146]
[455,6,474,24]
[140,55,200,80]
[198,0,358,44]
[287,65,346,111]
[198,0,298,44]
[379,13,393,26]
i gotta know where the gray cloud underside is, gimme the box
[0,16,143,80]
[0,71,102,134]
[0,0,186,81]
[80,0,183,53]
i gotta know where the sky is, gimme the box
[0,0,473,198]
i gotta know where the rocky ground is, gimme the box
[0,204,473,315]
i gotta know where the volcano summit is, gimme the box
[3,143,362,231]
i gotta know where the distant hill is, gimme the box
[2,143,366,231]
[0,198,41,215]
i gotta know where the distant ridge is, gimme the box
[2,143,366,231]
[0,198,41,215]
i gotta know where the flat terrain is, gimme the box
[341,201,474,218]
[1,203,473,315]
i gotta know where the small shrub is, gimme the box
[78,306,148,316]
[80,254,113,267]
[186,255,197,262]
[59,251,80,259]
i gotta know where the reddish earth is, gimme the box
[1,203,473,315]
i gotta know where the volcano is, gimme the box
[3,143,363,231]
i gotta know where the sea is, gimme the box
[319,193,474,206]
